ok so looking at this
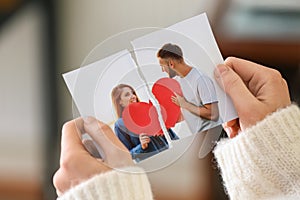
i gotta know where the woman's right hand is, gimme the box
[139,133,151,149]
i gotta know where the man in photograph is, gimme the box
[157,43,221,134]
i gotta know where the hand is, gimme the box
[53,117,134,197]
[139,133,151,149]
[214,57,291,138]
[171,92,187,108]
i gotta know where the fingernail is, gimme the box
[214,64,229,78]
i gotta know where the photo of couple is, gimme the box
[108,43,221,162]
[62,14,237,165]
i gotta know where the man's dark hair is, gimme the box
[157,43,183,61]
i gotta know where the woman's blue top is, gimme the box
[114,118,179,162]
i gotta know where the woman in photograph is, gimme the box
[111,84,178,162]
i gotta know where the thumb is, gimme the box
[83,117,128,157]
[214,64,256,111]
[83,117,133,167]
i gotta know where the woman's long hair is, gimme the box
[111,84,139,118]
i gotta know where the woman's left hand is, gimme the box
[139,133,151,149]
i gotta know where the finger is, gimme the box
[223,118,238,128]
[141,137,150,143]
[140,136,147,140]
[141,135,150,141]
[214,64,257,112]
[223,119,240,138]
[171,97,178,104]
[224,127,239,138]
[139,133,146,139]
[224,57,268,83]
[60,119,86,162]
[174,92,182,98]
[83,117,128,155]
[224,57,284,99]
[171,96,177,101]
[140,134,149,138]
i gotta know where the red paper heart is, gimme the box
[122,78,182,136]
[122,102,167,136]
[152,77,182,128]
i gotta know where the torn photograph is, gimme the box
[63,13,238,166]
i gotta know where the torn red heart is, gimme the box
[152,77,182,128]
[122,102,167,136]
[122,78,182,136]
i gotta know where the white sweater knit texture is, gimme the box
[58,167,153,200]
[214,105,300,199]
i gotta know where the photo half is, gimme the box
[131,13,237,158]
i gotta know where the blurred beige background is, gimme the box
[0,0,299,199]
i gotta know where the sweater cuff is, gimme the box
[214,104,300,198]
[58,166,153,200]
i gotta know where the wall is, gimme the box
[0,4,45,200]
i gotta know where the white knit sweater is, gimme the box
[58,167,153,200]
[214,104,300,199]
[59,105,300,200]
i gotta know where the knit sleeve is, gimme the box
[58,166,153,200]
[214,104,300,200]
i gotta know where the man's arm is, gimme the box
[184,101,219,121]
[172,93,219,121]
